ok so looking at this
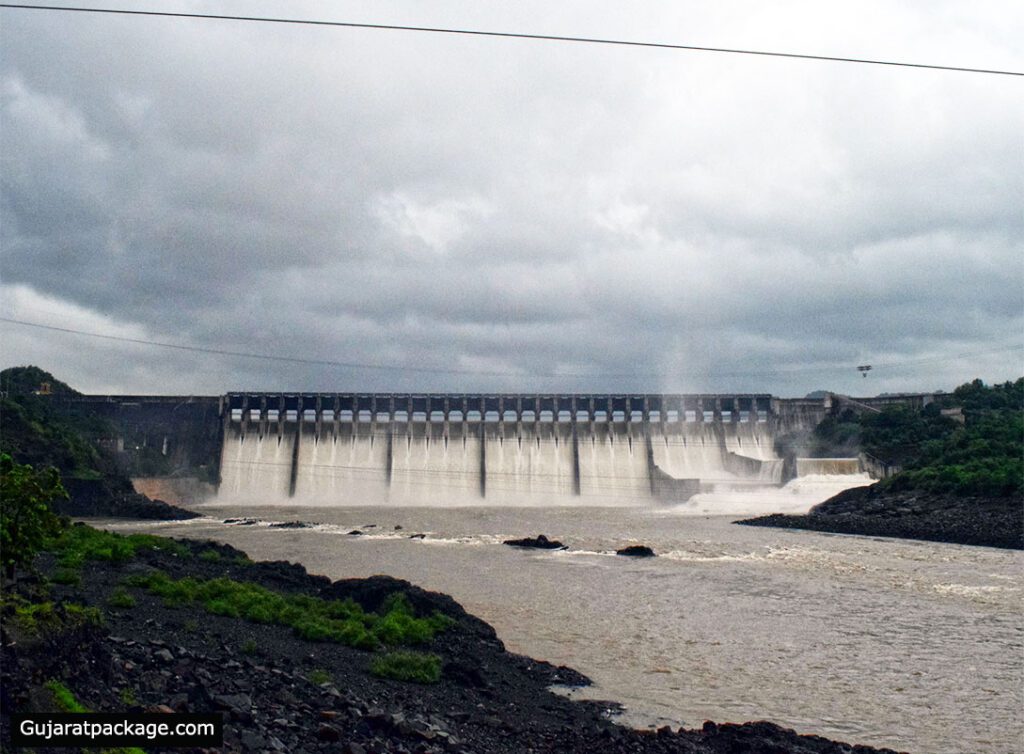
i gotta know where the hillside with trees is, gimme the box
[0,366,193,519]
[810,378,1022,496]
[744,378,1023,549]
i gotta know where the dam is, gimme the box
[56,391,937,505]
[219,393,781,505]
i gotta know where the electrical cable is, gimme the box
[2,316,1020,380]
[1,3,1021,77]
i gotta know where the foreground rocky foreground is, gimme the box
[738,484,1023,550]
[0,529,907,754]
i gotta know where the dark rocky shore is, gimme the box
[1,532,906,754]
[738,483,1023,550]
[58,478,200,520]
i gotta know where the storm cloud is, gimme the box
[2,0,1022,396]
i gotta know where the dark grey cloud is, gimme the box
[1,1,1022,397]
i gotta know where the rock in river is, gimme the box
[503,534,566,550]
[616,545,656,557]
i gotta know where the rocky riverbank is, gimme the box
[1,527,907,754]
[59,478,200,520]
[738,483,1023,550]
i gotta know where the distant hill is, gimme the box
[804,390,831,399]
[1,365,79,397]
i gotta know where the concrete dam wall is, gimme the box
[217,393,783,505]
[56,391,938,505]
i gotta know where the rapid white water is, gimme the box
[680,472,874,516]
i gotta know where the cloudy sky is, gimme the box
[1,0,1022,397]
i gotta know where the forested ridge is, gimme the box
[812,378,1022,496]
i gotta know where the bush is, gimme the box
[1,454,67,578]
[370,651,442,684]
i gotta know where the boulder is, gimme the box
[503,534,566,550]
[616,545,656,557]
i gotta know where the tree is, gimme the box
[1,453,68,578]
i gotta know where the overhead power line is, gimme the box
[2,3,1021,77]
[1,315,1020,380]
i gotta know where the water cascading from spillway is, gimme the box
[485,421,578,503]
[216,403,788,505]
[389,423,483,505]
[218,424,294,501]
[294,423,389,505]
[579,422,650,503]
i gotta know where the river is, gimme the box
[103,492,1023,754]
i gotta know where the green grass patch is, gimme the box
[240,638,258,655]
[52,525,188,570]
[43,680,144,754]
[370,651,442,684]
[119,686,137,706]
[307,668,331,685]
[127,571,454,651]
[198,549,222,562]
[44,679,89,713]
[14,602,102,637]
[107,587,136,609]
[51,568,81,586]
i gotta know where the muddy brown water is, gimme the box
[102,504,1023,754]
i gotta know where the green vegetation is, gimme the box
[0,367,127,488]
[51,568,81,586]
[43,680,145,754]
[119,686,137,706]
[13,601,102,639]
[125,570,454,651]
[1,454,68,578]
[240,638,258,655]
[198,549,223,562]
[108,587,137,609]
[808,410,863,457]
[814,378,1023,496]
[306,668,331,685]
[44,679,89,713]
[370,650,443,684]
[52,524,188,570]
[0,366,78,397]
